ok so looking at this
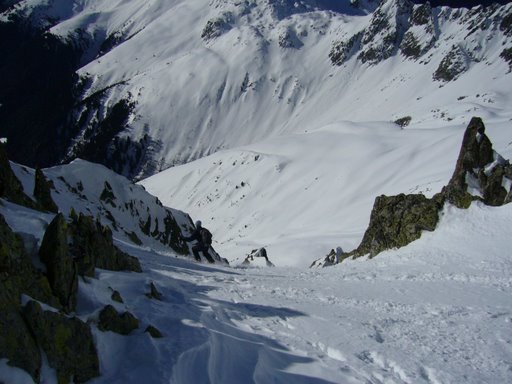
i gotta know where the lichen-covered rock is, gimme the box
[352,193,444,258]
[23,300,100,384]
[433,45,469,82]
[442,117,512,207]
[39,213,78,312]
[0,214,59,307]
[0,142,35,208]
[98,304,139,335]
[70,213,142,274]
[34,167,58,213]
[0,283,41,382]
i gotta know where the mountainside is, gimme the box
[1,0,511,179]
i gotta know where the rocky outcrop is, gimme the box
[350,193,444,258]
[23,300,100,384]
[98,304,139,335]
[329,32,363,66]
[39,213,79,312]
[1,213,99,383]
[241,248,274,267]
[69,213,142,276]
[327,117,512,264]
[34,167,59,213]
[201,13,233,41]
[442,117,512,208]
[0,284,42,382]
[0,142,36,208]
[433,45,469,82]
[358,0,413,64]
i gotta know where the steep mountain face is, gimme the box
[0,0,511,179]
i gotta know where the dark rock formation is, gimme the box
[500,47,512,71]
[0,142,35,208]
[39,213,79,312]
[146,282,163,300]
[34,167,59,213]
[351,193,444,258]
[329,32,363,66]
[201,13,233,41]
[332,117,512,263]
[0,284,41,382]
[0,214,58,307]
[23,300,100,384]
[69,213,142,275]
[442,117,512,207]
[400,3,436,59]
[98,304,139,335]
[433,45,469,82]
[145,325,163,338]
[111,289,124,303]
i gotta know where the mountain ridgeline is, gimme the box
[0,0,511,179]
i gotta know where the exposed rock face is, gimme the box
[0,214,58,307]
[443,117,512,208]
[0,284,42,382]
[98,304,139,335]
[145,325,163,338]
[23,300,100,384]
[329,32,363,66]
[0,142,35,208]
[39,213,79,312]
[433,45,469,82]
[34,167,59,213]
[69,213,142,276]
[351,193,444,258]
[359,0,413,64]
[201,13,233,41]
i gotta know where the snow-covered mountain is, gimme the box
[1,0,511,179]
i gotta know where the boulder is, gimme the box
[33,167,58,213]
[145,325,163,339]
[0,142,35,208]
[39,213,78,312]
[98,304,139,335]
[442,117,512,207]
[0,284,41,382]
[70,213,142,274]
[23,300,100,384]
[351,193,443,258]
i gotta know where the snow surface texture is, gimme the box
[1,200,511,383]
[3,0,511,175]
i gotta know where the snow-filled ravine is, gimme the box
[3,201,511,384]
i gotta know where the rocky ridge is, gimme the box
[0,142,224,381]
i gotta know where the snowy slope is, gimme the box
[1,194,511,384]
[140,117,512,267]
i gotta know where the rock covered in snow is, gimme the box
[241,247,275,267]
[443,116,512,207]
